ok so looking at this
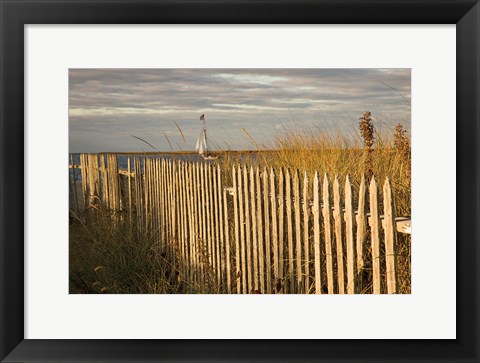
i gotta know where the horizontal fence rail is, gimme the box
[69,153,411,294]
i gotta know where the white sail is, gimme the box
[196,131,206,155]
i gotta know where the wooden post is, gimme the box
[333,176,345,294]
[369,176,381,294]
[383,177,398,294]
[322,175,334,294]
[313,172,322,294]
[344,175,356,294]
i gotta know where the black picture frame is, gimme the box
[1,1,479,362]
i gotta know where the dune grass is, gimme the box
[69,208,227,294]
[221,114,411,217]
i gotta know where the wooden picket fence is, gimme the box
[70,153,409,294]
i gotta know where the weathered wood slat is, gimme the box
[210,164,218,280]
[356,176,366,276]
[184,163,193,285]
[333,176,345,294]
[278,168,285,290]
[212,163,220,283]
[144,157,150,232]
[285,169,294,293]
[179,162,187,277]
[238,165,247,294]
[172,160,176,250]
[243,165,253,292]
[200,162,208,285]
[255,167,265,293]
[383,178,398,294]
[303,172,310,293]
[216,165,225,286]
[127,157,132,224]
[344,175,356,294]
[263,167,272,293]
[232,166,241,293]
[69,154,79,213]
[193,162,201,284]
[99,154,107,207]
[322,175,334,294]
[223,185,232,293]
[270,168,279,291]
[250,166,259,291]
[205,164,213,271]
[313,172,322,294]
[134,158,143,234]
[294,170,302,293]
[369,177,381,294]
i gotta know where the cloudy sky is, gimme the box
[69,69,410,153]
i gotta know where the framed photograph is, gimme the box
[1,0,478,362]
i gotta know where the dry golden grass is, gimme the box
[69,207,227,294]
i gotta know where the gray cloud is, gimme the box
[69,68,410,152]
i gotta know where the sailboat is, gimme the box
[195,114,218,160]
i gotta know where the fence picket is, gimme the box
[303,172,310,293]
[344,175,356,294]
[250,166,259,291]
[333,176,345,294]
[238,165,247,293]
[285,169,294,292]
[294,170,302,292]
[278,168,285,292]
[270,168,279,291]
[216,165,225,285]
[313,172,322,294]
[223,185,232,293]
[383,178,398,294]
[255,167,265,293]
[263,167,272,293]
[232,166,241,293]
[322,175,334,294]
[369,177,381,294]
[356,176,366,276]
[243,165,253,292]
